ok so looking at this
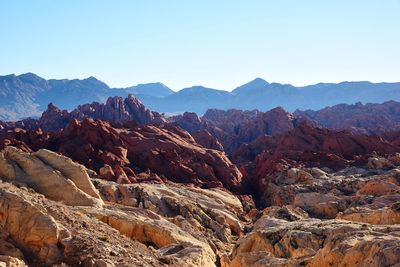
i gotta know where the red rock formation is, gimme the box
[39,103,71,131]
[172,107,296,153]
[203,107,295,139]
[0,118,39,133]
[0,119,242,190]
[191,130,224,151]
[170,112,208,132]
[295,101,400,134]
[233,123,400,198]
[0,95,166,133]
[71,95,165,125]
[0,128,49,152]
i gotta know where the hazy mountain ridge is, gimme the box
[2,73,400,120]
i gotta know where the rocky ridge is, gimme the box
[171,107,296,153]
[0,147,399,266]
[0,94,165,132]
[2,95,400,266]
[0,119,242,191]
[295,100,400,134]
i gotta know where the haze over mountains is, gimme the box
[2,72,400,121]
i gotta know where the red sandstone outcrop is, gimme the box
[232,123,400,199]
[191,130,224,151]
[172,107,296,153]
[39,103,71,131]
[0,119,242,190]
[70,94,165,125]
[295,100,400,134]
[0,95,166,133]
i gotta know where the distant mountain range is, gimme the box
[1,72,400,121]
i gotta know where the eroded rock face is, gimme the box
[1,119,242,190]
[0,149,251,266]
[233,123,400,199]
[70,95,166,125]
[0,188,60,265]
[0,147,398,266]
[2,99,400,266]
[33,149,101,199]
[257,159,400,224]
[39,103,71,132]
[295,100,400,134]
[0,95,166,133]
[229,217,400,267]
[0,147,103,207]
[86,207,216,267]
[0,182,162,267]
[191,130,224,151]
[95,180,244,252]
[172,107,295,153]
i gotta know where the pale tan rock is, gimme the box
[96,180,243,243]
[0,181,162,266]
[0,255,27,267]
[84,206,216,267]
[309,231,400,267]
[0,152,14,181]
[293,192,344,218]
[230,218,400,267]
[284,168,313,184]
[262,205,309,221]
[309,167,328,179]
[0,188,60,265]
[358,179,400,196]
[368,156,395,169]
[1,147,102,207]
[337,203,400,224]
[229,251,300,267]
[33,149,101,199]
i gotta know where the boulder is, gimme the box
[0,147,103,207]
[33,149,101,199]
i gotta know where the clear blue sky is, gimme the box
[1,0,399,91]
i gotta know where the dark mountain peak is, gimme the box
[178,86,208,94]
[354,101,364,107]
[18,72,46,83]
[179,85,228,94]
[47,102,60,110]
[232,77,269,94]
[268,106,288,113]
[252,77,269,84]
[84,76,102,82]
[122,82,174,97]
[47,76,110,92]
[136,82,166,87]
[18,72,40,78]
[80,76,109,88]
